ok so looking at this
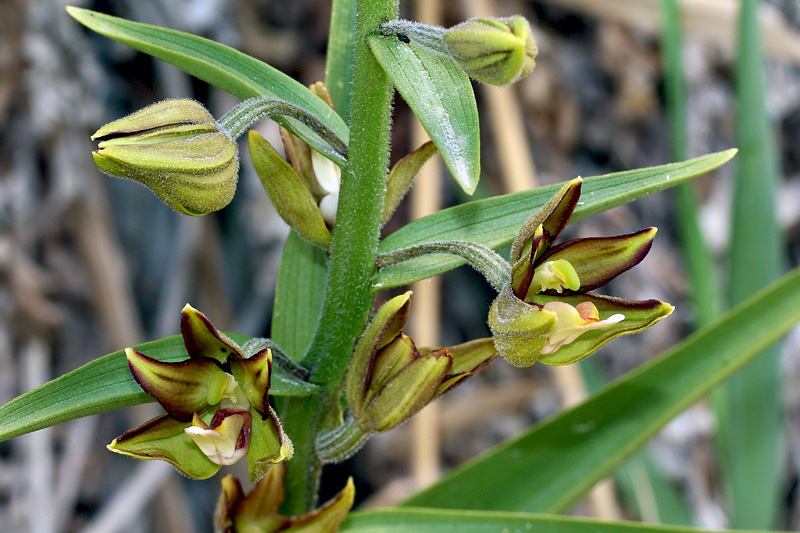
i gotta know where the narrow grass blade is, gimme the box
[661,0,719,328]
[368,34,480,195]
[342,508,778,532]
[66,7,349,164]
[715,0,785,528]
[375,150,736,289]
[401,267,800,513]
[0,333,318,443]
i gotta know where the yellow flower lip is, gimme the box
[540,301,625,355]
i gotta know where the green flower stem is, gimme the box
[218,96,347,158]
[242,338,310,380]
[317,415,372,464]
[377,240,511,292]
[280,0,398,514]
[379,20,448,55]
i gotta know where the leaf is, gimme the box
[368,34,479,195]
[401,266,800,513]
[66,7,348,164]
[0,334,318,443]
[375,150,736,290]
[715,0,785,528]
[341,508,770,532]
[270,232,328,362]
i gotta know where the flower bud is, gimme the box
[214,466,355,533]
[444,16,537,86]
[91,99,239,216]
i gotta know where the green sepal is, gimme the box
[362,351,452,432]
[91,99,217,139]
[365,333,418,407]
[249,130,333,249]
[125,347,227,421]
[285,477,355,532]
[532,293,674,366]
[107,413,220,480]
[382,141,438,225]
[181,304,243,362]
[429,338,498,396]
[488,286,556,367]
[345,292,412,417]
[246,406,293,482]
[235,468,287,531]
[536,227,657,294]
[511,178,582,296]
[229,348,272,417]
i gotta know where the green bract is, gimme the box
[91,99,239,216]
[489,179,673,367]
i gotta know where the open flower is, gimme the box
[108,305,292,481]
[214,465,354,533]
[345,292,497,432]
[489,178,673,367]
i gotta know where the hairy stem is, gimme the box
[218,97,347,158]
[377,240,511,292]
[280,0,398,514]
[317,415,372,464]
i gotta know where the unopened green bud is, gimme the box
[444,16,537,86]
[91,99,239,216]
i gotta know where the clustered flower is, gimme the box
[108,305,292,481]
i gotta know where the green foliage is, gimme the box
[716,0,785,528]
[66,7,349,164]
[369,33,480,194]
[342,508,772,532]
[0,3,791,531]
[375,150,736,289]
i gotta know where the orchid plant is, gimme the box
[0,2,797,532]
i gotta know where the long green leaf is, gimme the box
[66,7,349,164]
[271,231,328,361]
[580,357,693,526]
[342,509,773,532]
[375,150,736,289]
[368,34,480,195]
[402,266,800,513]
[715,0,785,528]
[0,333,318,443]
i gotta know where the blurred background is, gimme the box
[1,0,800,531]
